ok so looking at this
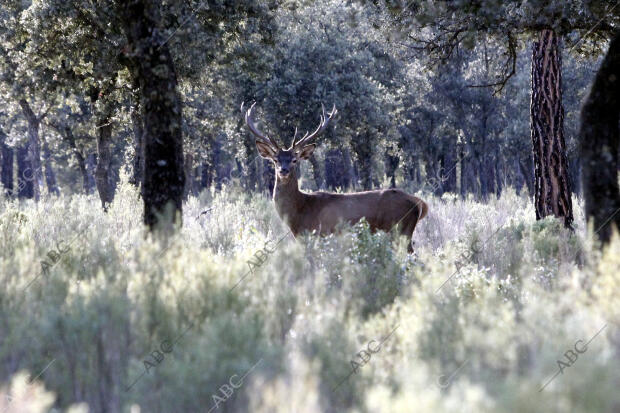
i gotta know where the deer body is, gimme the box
[244,102,428,252]
[273,168,427,242]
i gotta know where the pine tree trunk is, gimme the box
[531,29,574,228]
[120,0,185,230]
[580,31,620,243]
[19,99,42,201]
[0,130,13,196]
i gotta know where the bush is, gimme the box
[0,182,619,412]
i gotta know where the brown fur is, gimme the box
[273,168,428,253]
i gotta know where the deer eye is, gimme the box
[292,159,297,163]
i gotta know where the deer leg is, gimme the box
[401,215,419,254]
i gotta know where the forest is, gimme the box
[1,1,620,412]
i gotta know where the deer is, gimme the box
[243,102,428,253]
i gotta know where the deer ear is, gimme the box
[297,144,316,160]
[255,140,277,159]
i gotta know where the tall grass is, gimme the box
[0,180,618,412]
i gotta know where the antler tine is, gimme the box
[243,102,280,150]
[293,103,337,150]
[289,127,298,148]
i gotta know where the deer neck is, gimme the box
[273,169,305,225]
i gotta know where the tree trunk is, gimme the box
[208,135,222,190]
[458,145,466,197]
[199,161,209,190]
[183,151,194,198]
[324,149,338,190]
[42,139,59,195]
[325,148,354,190]
[404,158,417,185]
[467,161,477,196]
[130,99,145,194]
[580,31,620,243]
[0,130,13,196]
[95,115,114,209]
[86,153,97,193]
[531,29,574,228]
[352,133,373,190]
[478,106,490,200]
[120,0,185,230]
[259,158,274,194]
[61,126,90,193]
[442,135,458,193]
[247,144,258,191]
[308,155,322,189]
[485,153,496,197]
[494,148,502,198]
[359,163,372,189]
[477,156,488,199]
[19,99,42,201]
[343,148,354,190]
[460,153,476,197]
[385,149,399,188]
[16,144,33,199]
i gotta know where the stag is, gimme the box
[243,103,428,253]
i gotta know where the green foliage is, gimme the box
[0,0,603,197]
[347,219,403,317]
[530,216,582,263]
[0,185,618,412]
[0,0,618,411]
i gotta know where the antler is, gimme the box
[242,102,280,150]
[289,127,298,148]
[291,104,337,150]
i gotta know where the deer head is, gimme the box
[243,102,337,183]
